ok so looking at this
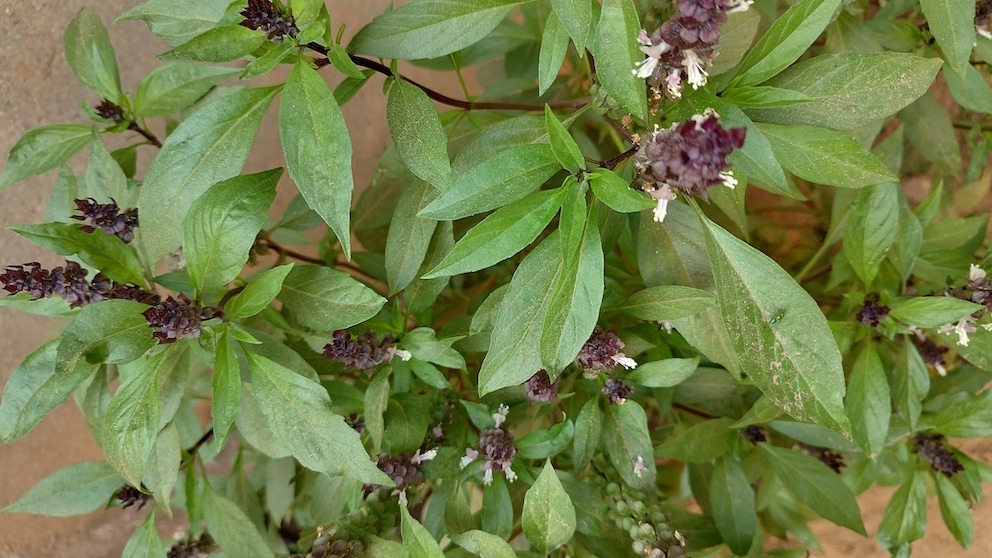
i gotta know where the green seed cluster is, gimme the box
[605,482,687,558]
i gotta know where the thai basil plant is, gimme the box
[3,0,992,556]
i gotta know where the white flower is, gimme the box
[665,68,683,99]
[682,49,708,89]
[633,455,646,477]
[651,184,678,223]
[389,348,412,361]
[726,0,754,13]
[970,263,986,281]
[613,354,638,370]
[411,448,437,465]
[940,317,977,347]
[659,320,674,333]
[459,448,479,469]
[493,404,510,428]
[632,30,672,78]
[720,171,738,189]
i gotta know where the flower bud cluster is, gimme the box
[1,260,159,308]
[143,294,216,344]
[912,336,949,376]
[635,111,745,222]
[114,485,150,510]
[966,264,992,312]
[94,99,126,123]
[371,450,436,492]
[525,369,559,403]
[308,526,365,558]
[167,533,214,558]
[72,197,139,243]
[322,330,399,370]
[602,378,635,405]
[798,443,845,473]
[577,328,637,374]
[741,425,767,444]
[239,0,298,42]
[633,0,752,98]
[913,433,964,477]
[461,405,517,484]
[605,482,687,558]
[856,298,890,326]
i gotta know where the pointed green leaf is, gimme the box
[212,329,241,448]
[224,263,295,320]
[64,8,122,102]
[655,418,736,463]
[552,0,593,52]
[387,79,452,188]
[515,418,574,460]
[890,296,985,328]
[451,530,516,558]
[710,456,756,556]
[135,63,240,117]
[843,183,899,287]
[280,62,354,257]
[183,169,280,294]
[400,501,445,558]
[604,401,656,491]
[902,92,962,175]
[539,13,570,96]
[845,343,890,457]
[944,63,992,114]
[276,265,386,333]
[625,357,699,388]
[2,461,123,516]
[203,482,272,558]
[544,106,584,173]
[158,25,266,62]
[85,133,129,204]
[588,168,655,213]
[878,470,927,550]
[385,179,438,294]
[613,285,716,321]
[0,124,91,190]
[121,509,167,558]
[714,103,793,197]
[56,299,154,376]
[920,0,974,78]
[593,0,646,117]
[139,86,279,263]
[522,461,576,552]
[482,476,514,539]
[349,0,525,60]
[7,223,146,286]
[700,216,850,434]
[365,367,390,454]
[934,472,973,548]
[758,123,897,188]
[117,0,227,46]
[572,398,602,470]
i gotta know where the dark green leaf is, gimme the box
[710,456,756,556]
[539,13,570,96]
[183,169,280,294]
[482,476,513,539]
[424,188,564,278]
[901,92,962,175]
[701,216,850,434]
[139,86,279,263]
[758,123,896,188]
[365,368,390,454]
[845,343,890,457]
[135,63,240,117]
[655,417,736,463]
[57,299,154,376]
[384,394,432,453]
[746,53,942,130]
[604,401,656,491]
[280,61,354,257]
[212,329,241,448]
[722,85,813,109]
[117,0,227,46]
[243,349,390,484]
[450,529,516,558]
[349,0,526,60]
[203,482,272,558]
[2,461,123,516]
[8,223,146,286]
[385,179,438,294]
[516,418,574,460]
[387,79,452,189]
[613,285,716,321]
[920,0,974,78]
[224,264,295,320]
[715,103,793,197]
[102,343,191,487]
[934,472,973,548]
[544,106,583,173]
[158,25,266,62]
[593,0,646,117]
[925,389,992,438]
[890,296,984,328]
[552,0,593,52]
[762,445,865,534]
[121,510,167,558]
[0,124,91,190]
[240,41,296,79]
[400,500,445,558]
[572,398,602,470]
[891,339,930,430]
[588,168,655,213]
[64,8,122,102]
[419,144,560,220]
[327,42,366,79]
[732,0,842,87]
[944,64,992,114]
[843,183,900,287]
[522,460,576,552]
[921,214,988,252]
[277,265,386,333]
[877,470,927,550]
[626,357,699,388]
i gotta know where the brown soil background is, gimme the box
[0,1,989,556]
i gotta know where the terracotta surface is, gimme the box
[0,1,989,556]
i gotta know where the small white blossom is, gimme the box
[650,184,678,223]
[726,0,754,13]
[940,317,976,347]
[970,263,987,281]
[411,448,437,465]
[613,354,638,370]
[682,49,708,89]
[720,171,738,189]
[634,455,646,477]
[659,320,674,333]
[632,30,672,78]
[493,404,509,428]
[389,348,412,361]
[459,448,479,469]
[665,68,683,99]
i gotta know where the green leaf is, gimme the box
[400,502,445,558]
[921,214,988,252]
[2,461,123,516]
[722,85,813,109]
[714,103,793,197]
[552,0,593,52]
[891,339,930,430]
[135,63,240,117]
[158,25,266,62]
[139,86,279,263]
[384,394,432,453]
[572,398,602,470]
[385,179,438,294]
[708,8,760,77]
[925,389,992,438]
[424,188,564,278]
[64,8,122,102]
[877,470,927,550]
[626,357,699,388]
[102,343,191,487]
[613,285,716,321]
[224,264,295,320]
[144,423,180,516]
[920,0,974,78]
[85,133,129,205]
[762,445,866,534]
[539,13,570,96]
[516,418,574,460]
[843,183,900,287]
[540,221,604,374]
[56,299,154,377]
[276,265,386,333]
[450,530,516,558]
[732,0,842,87]
[327,42,366,79]
[0,124,92,190]
[121,510,167,558]
[758,123,896,188]
[710,457,756,556]
[479,234,563,395]
[0,340,94,442]
[603,401,656,491]
[588,168,655,213]
[203,482,272,558]
[934,472,973,548]
[944,63,992,114]
[117,0,228,46]
[240,41,295,80]
[889,296,985,328]
[419,144,560,220]
[700,216,850,434]
[655,417,736,463]
[387,79,452,189]
[349,0,526,60]
[8,223,146,286]
[845,343,890,457]
[212,329,241,448]
[746,53,942,130]
[522,461,577,552]
[280,61,354,258]
[243,349,390,484]
[183,169,280,295]
[544,106,583,173]
[365,368,390,453]
[901,92,962,176]
[593,0,646,118]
